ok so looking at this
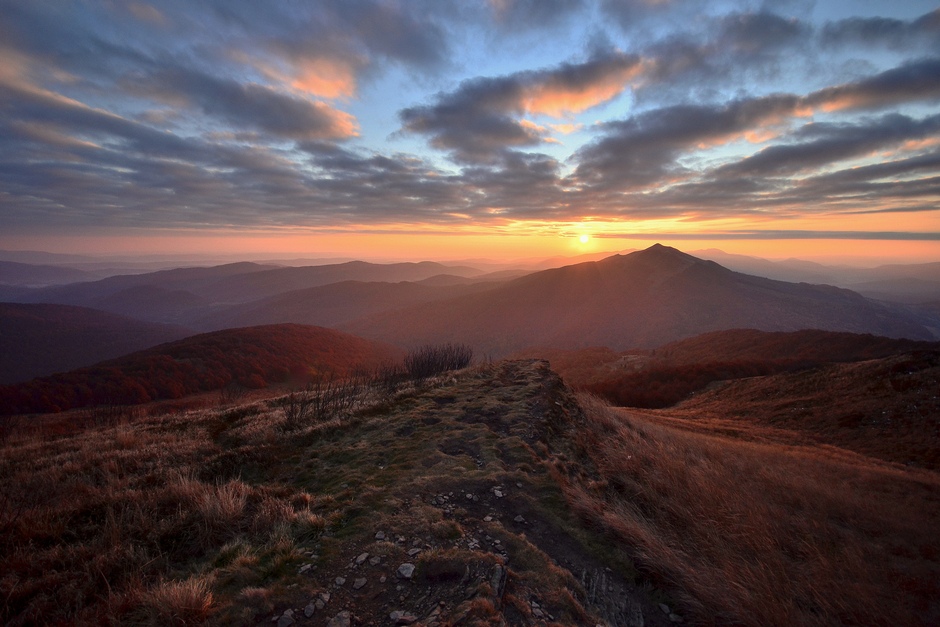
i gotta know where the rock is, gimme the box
[483,515,493,522]
[355,552,369,565]
[407,548,422,556]
[659,604,671,615]
[380,575,387,583]
[494,489,503,498]
[298,563,312,574]
[369,556,382,566]
[669,614,683,623]
[277,609,296,627]
[390,610,418,625]
[353,577,367,590]
[304,602,317,618]
[397,563,416,579]
[334,576,346,587]
[326,610,352,627]
[466,493,474,500]
[514,515,525,523]
[375,531,386,540]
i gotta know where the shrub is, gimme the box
[404,343,473,380]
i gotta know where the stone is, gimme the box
[334,576,346,587]
[669,614,683,623]
[514,515,525,523]
[659,604,671,615]
[304,602,317,618]
[380,575,387,583]
[375,531,386,540]
[390,610,418,625]
[277,609,296,627]
[483,515,493,522]
[326,610,352,627]
[369,556,382,566]
[298,563,312,574]
[407,548,422,556]
[355,552,369,565]
[353,577,367,590]
[397,563,416,579]
[494,489,503,498]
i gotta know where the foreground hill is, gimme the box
[518,328,938,382]
[664,350,940,469]
[345,244,937,356]
[0,324,402,414]
[0,303,190,385]
[2,360,937,626]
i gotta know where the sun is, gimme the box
[579,234,590,244]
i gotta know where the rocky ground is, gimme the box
[244,360,678,626]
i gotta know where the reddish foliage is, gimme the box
[0,324,401,415]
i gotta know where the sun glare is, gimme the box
[579,234,590,244]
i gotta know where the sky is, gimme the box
[1,0,939,263]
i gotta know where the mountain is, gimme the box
[345,244,938,356]
[694,249,940,303]
[0,261,93,287]
[0,324,402,414]
[194,280,502,332]
[0,303,191,385]
[13,260,487,324]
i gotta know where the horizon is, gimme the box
[1,2,939,263]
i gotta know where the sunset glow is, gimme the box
[0,1,937,263]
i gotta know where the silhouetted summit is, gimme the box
[346,244,936,355]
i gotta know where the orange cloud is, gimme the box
[288,57,358,100]
[301,101,358,139]
[234,52,358,100]
[521,62,644,118]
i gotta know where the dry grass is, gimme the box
[0,402,340,625]
[563,394,940,626]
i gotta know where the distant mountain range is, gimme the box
[344,244,938,356]
[1,244,938,387]
[0,303,190,385]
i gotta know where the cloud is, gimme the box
[572,94,803,189]
[400,51,643,163]
[713,113,940,178]
[805,58,940,112]
[821,9,940,51]
[487,0,586,29]
[141,66,359,140]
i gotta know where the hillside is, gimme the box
[13,260,487,325]
[0,303,191,385]
[664,350,940,469]
[2,360,937,626]
[0,324,402,415]
[0,260,92,287]
[345,244,937,356]
[520,329,940,409]
[194,280,500,332]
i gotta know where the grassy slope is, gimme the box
[0,361,669,626]
[2,359,938,626]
